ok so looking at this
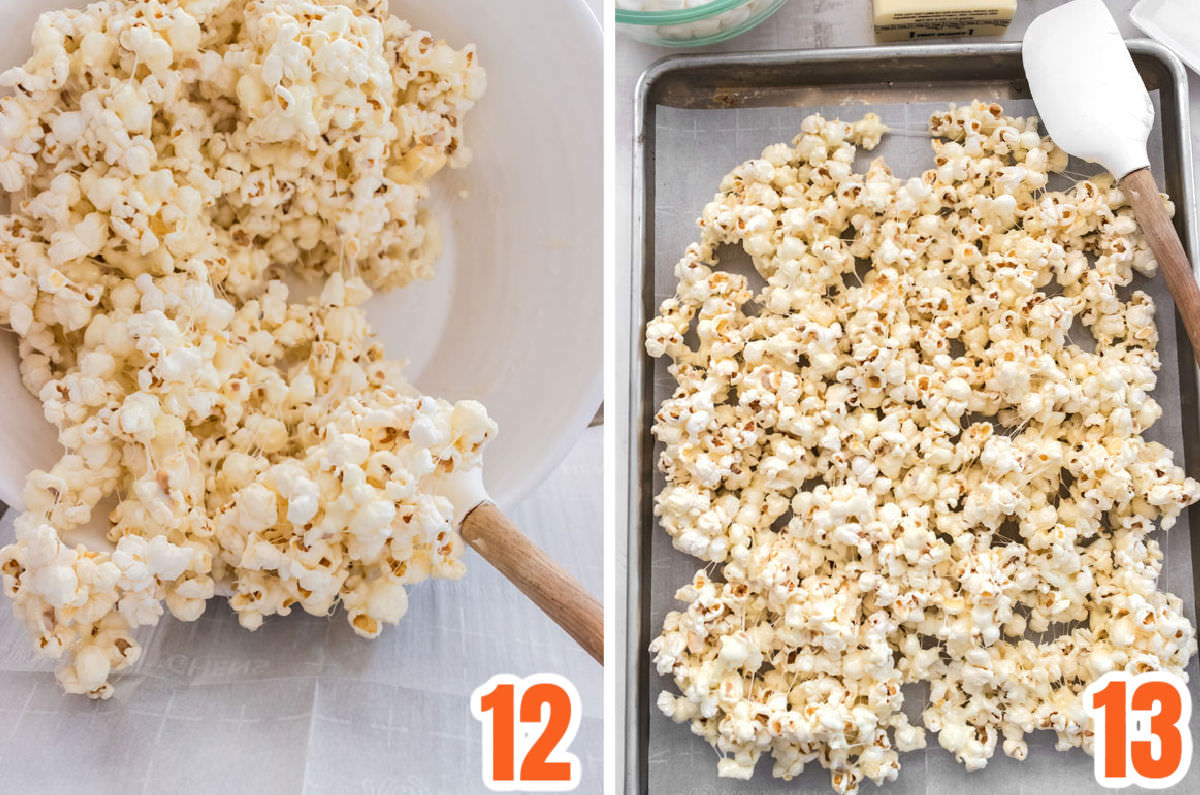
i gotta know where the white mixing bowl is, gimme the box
[0,0,603,514]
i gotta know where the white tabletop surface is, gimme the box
[614,0,1200,785]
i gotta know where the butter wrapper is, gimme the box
[873,0,1016,41]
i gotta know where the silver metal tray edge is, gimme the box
[624,39,1198,794]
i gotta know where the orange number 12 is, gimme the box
[472,674,582,791]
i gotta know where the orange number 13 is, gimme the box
[1086,671,1193,789]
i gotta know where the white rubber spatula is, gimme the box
[1023,0,1200,366]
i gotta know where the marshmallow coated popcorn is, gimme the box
[0,0,483,293]
[0,0,494,698]
[647,103,1199,793]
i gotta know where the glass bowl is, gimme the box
[616,0,791,47]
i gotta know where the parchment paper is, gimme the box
[647,98,1200,793]
[0,427,604,795]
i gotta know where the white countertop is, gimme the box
[614,0,1200,785]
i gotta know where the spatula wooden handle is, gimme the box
[461,502,603,664]
[1121,167,1200,365]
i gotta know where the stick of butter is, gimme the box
[873,0,1016,41]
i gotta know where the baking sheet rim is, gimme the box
[623,38,1200,794]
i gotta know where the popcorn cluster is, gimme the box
[0,0,493,697]
[0,0,483,293]
[647,103,1199,792]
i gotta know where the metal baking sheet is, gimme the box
[626,41,1200,794]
